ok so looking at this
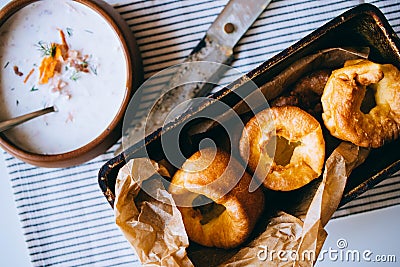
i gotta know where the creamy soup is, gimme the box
[0,0,127,154]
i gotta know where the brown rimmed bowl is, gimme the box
[0,0,143,168]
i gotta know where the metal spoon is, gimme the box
[0,106,56,132]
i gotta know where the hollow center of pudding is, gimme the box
[360,86,377,113]
[192,194,226,225]
[273,136,301,166]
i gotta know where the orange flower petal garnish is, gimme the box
[38,30,70,85]
[39,45,62,84]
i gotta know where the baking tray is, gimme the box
[98,3,400,210]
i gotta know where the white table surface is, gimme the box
[0,154,31,267]
[0,0,399,266]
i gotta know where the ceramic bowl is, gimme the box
[0,0,143,167]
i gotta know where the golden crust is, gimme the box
[169,148,264,249]
[321,59,400,148]
[240,106,325,191]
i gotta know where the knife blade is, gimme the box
[120,0,272,152]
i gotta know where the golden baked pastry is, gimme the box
[321,59,400,148]
[169,148,264,249]
[240,106,325,191]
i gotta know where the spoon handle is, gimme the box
[0,106,56,132]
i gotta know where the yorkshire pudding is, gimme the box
[169,148,264,249]
[321,59,400,148]
[240,106,325,191]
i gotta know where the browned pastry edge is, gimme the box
[272,69,331,117]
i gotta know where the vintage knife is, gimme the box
[120,0,272,151]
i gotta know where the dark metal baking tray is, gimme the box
[98,3,400,210]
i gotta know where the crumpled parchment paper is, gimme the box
[114,158,193,266]
[115,142,369,267]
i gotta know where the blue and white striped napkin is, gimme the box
[2,0,400,266]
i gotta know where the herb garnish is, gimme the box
[4,61,9,69]
[30,86,39,92]
[83,55,97,75]
[90,65,98,75]
[70,71,80,81]
[36,41,57,57]
[66,27,73,37]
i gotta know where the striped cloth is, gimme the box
[2,0,399,266]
